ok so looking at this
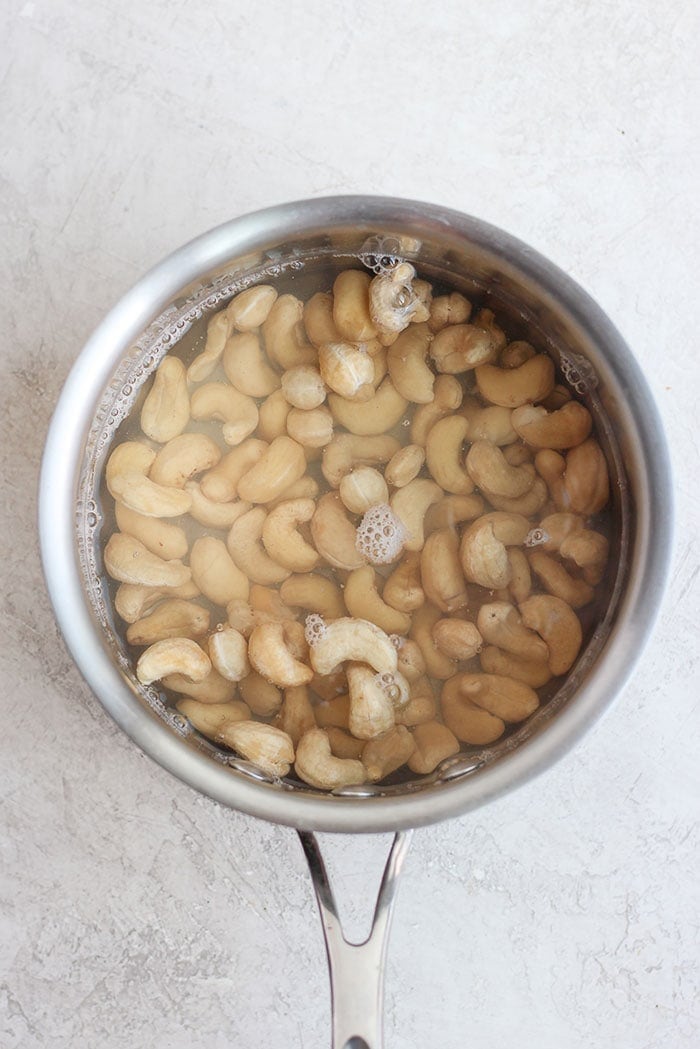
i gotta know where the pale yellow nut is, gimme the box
[176,699,251,739]
[318,342,374,400]
[386,323,435,403]
[519,594,582,676]
[286,406,334,448]
[346,662,396,740]
[362,726,416,782]
[390,478,443,551]
[500,340,536,368]
[238,671,283,716]
[383,444,423,488]
[339,467,389,514]
[541,383,573,411]
[257,388,290,442]
[476,354,555,408]
[369,263,430,338]
[136,637,211,686]
[295,728,367,790]
[479,645,552,688]
[333,270,377,342]
[275,686,317,746]
[140,357,190,443]
[200,438,267,503]
[425,416,474,495]
[396,639,427,683]
[126,599,210,646]
[107,441,192,518]
[328,377,408,436]
[432,619,482,661]
[149,433,222,488]
[106,441,156,494]
[280,573,346,620]
[424,494,485,534]
[462,402,516,446]
[219,721,295,778]
[281,365,327,409]
[440,676,505,745]
[430,322,500,373]
[476,602,549,661]
[115,503,188,561]
[506,548,532,604]
[465,440,534,499]
[559,529,609,585]
[190,382,258,447]
[502,443,533,466]
[511,401,592,449]
[420,529,468,613]
[208,627,250,682]
[410,374,464,446]
[344,565,412,634]
[222,331,281,397]
[486,475,548,516]
[236,436,306,504]
[114,580,200,624]
[527,550,595,609]
[267,474,321,506]
[314,692,351,728]
[395,675,437,726]
[383,552,425,613]
[227,507,291,585]
[187,310,231,383]
[190,535,249,605]
[248,620,313,688]
[163,669,237,703]
[407,721,460,774]
[428,292,472,333]
[459,512,531,590]
[226,284,278,331]
[304,291,341,346]
[184,481,251,529]
[447,672,539,724]
[560,438,610,515]
[309,617,397,676]
[322,433,400,488]
[533,512,585,553]
[261,498,318,573]
[263,294,317,369]
[311,492,366,570]
[410,602,458,680]
[249,584,298,621]
[104,533,191,588]
[326,727,366,760]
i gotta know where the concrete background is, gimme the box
[1,1,698,1047]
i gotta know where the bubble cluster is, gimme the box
[525,527,549,548]
[355,503,406,565]
[304,613,328,647]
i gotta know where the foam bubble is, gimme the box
[355,503,406,565]
[304,613,327,647]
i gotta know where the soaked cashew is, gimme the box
[511,401,592,449]
[432,619,482,661]
[190,382,259,447]
[410,374,464,446]
[445,672,539,723]
[314,692,351,728]
[223,332,281,397]
[410,603,456,680]
[394,676,437,727]
[462,403,516,446]
[219,721,295,778]
[185,481,251,529]
[114,580,200,624]
[150,433,222,488]
[396,638,428,682]
[362,727,416,782]
[176,699,251,738]
[275,686,316,746]
[226,284,278,331]
[385,444,425,488]
[479,646,552,687]
[258,388,291,442]
[260,499,318,573]
[250,585,298,621]
[268,474,320,507]
[234,436,306,505]
[430,321,500,373]
[136,637,211,686]
[187,311,231,383]
[391,478,443,551]
[428,292,472,333]
[163,668,237,703]
[328,378,408,436]
[304,291,341,346]
[527,550,595,608]
[387,324,435,403]
[280,573,346,620]
[263,294,316,369]
[309,617,397,676]
[200,438,267,503]
[248,620,313,688]
[519,594,582,675]
[105,533,191,588]
[228,507,291,585]
[295,728,366,790]
[347,663,396,739]
[208,626,250,682]
[382,552,425,613]
[441,675,506,744]
[500,340,536,369]
[280,365,326,411]
[460,512,530,590]
[141,357,190,442]
[486,476,548,517]
[425,416,474,494]
[286,405,334,448]
[476,354,555,408]
[107,442,192,518]
[369,262,430,338]
[327,727,366,760]
[126,600,210,646]
[407,721,460,774]
[424,494,485,534]
[532,512,584,553]
[311,492,365,570]
[322,433,400,488]
[476,602,549,661]
[190,535,249,605]
[318,342,374,400]
[344,566,412,634]
[466,440,534,499]
[506,548,532,604]
[115,503,188,561]
[339,467,388,514]
[559,529,609,585]
[560,438,610,515]
[238,671,283,716]
[333,270,377,342]
[421,529,468,613]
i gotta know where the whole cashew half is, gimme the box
[280,573,346,620]
[465,440,534,499]
[407,722,460,774]
[460,512,530,590]
[114,580,200,624]
[226,284,278,332]
[190,382,259,447]
[476,602,549,662]
[332,270,377,343]
[140,357,190,443]
[309,617,398,676]
[115,502,188,561]
[318,342,374,400]
[219,721,295,778]
[347,663,396,740]
[390,478,443,551]
[190,536,250,605]
[150,433,222,488]
[187,310,231,383]
[511,401,592,449]
[311,492,365,570]
[322,433,400,488]
[476,354,555,408]
[236,436,307,504]
[136,637,211,686]
[344,565,412,634]
[227,507,291,585]
[328,378,408,436]
[106,441,192,518]
[519,594,582,675]
[223,332,281,397]
[295,728,367,790]
[126,599,210,647]
[425,416,474,494]
[104,533,191,588]
[420,529,469,613]
[386,323,435,403]
[261,498,319,572]
[248,620,313,688]
[362,726,416,782]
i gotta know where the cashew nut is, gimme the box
[476,602,549,661]
[390,478,443,551]
[318,342,374,400]
[268,473,321,507]
[527,550,595,608]
[185,481,251,529]
[519,594,582,675]
[432,619,482,661]
[140,357,190,442]
[386,324,434,403]
[560,438,610,515]
[286,406,334,448]
[187,310,231,383]
[409,602,456,680]
[511,401,592,449]
[479,645,552,688]
[200,438,267,503]
[249,584,298,621]
[440,675,506,745]
[500,340,536,369]
[176,698,251,738]
[476,354,555,407]
[421,529,468,613]
[295,728,366,790]
[259,498,319,573]
[531,512,584,553]
[486,475,548,517]
[262,294,316,369]
[163,668,237,703]
[466,440,534,499]
[136,637,211,686]
[407,721,460,774]
[559,529,609,585]
[424,494,485,534]
[444,672,539,724]
[428,292,472,332]
[227,507,291,585]
[311,492,365,570]
[114,579,200,624]
[344,565,412,634]
[369,262,430,338]
[384,444,425,488]
[362,726,416,782]
[106,442,192,517]
[430,321,500,373]
[322,433,400,488]
[462,403,516,446]
[208,626,250,682]
[190,535,249,605]
[279,364,326,409]
[238,670,283,716]
[328,378,408,436]
[346,663,396,739]
[226,284,278,331]
[257,388,291,442]
[333,270,377,342]
[394,675,437,727]
[126,599,210,646]
[382,552,425,614]
[304,291,341,346]
[248,620,313,688]
[309,617,397,676]
[236,436,306,504]
[506,548,532,604]
[396,638,428,682]
[115,503,188,561]
[425,416,474,494]
[149,433,222,488]
[190,382,259,447]
[314,690,351,727]
[219,721,295,778]
[327,727,366,760]
[222,331,281,397]
[459,512,530,589]
[410,374,463,446]
[280,573,346,620]
[275,685,316,746]
[104,533,191,588]
[339,467,388,514]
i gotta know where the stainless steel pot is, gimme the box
[39,196,672,1048]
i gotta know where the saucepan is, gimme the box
[39,196,672,1047]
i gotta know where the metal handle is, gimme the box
[298,829,413,1049]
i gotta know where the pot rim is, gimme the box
[39,195,673,832]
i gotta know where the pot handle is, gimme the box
[298,829,413,1049]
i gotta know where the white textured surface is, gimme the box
[1,2,699,1047]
